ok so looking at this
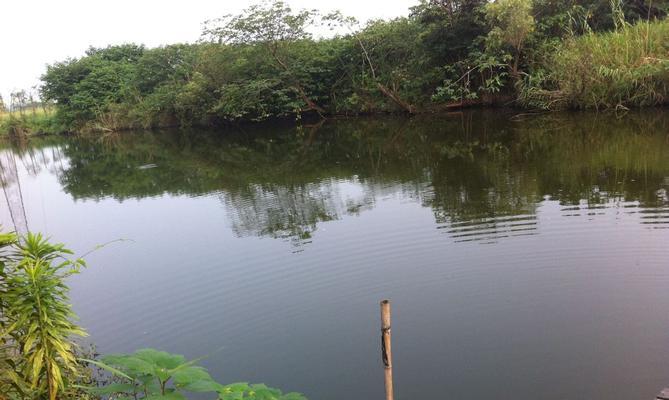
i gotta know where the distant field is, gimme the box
[0,107,58,136]
[0,107,54,120]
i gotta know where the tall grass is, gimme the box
[0,108,60,137]
[525,19,669,109]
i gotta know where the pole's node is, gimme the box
[380,299,393,400]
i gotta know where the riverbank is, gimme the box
[0,109,60,137]
[521,19,669,109]
[25,1,667,135]
[5,1,669,137]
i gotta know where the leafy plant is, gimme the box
[0,230,24,399]
[0,231,306,400]
[218,383,307,400]
[1,233,87,400]
[82,348,307,400]
[540,19,669,109]
[28,0,669,132]
[484,0,535,79]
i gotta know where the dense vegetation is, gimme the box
[17,0,667,134]
[534,19,669,109]
[0,110,58,137]
[85,349,306,399]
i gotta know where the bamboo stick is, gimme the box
[380,299,393,400]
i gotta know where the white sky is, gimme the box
[0,0,417,103]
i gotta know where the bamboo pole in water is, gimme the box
[380,300,394,400]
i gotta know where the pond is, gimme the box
[2,110,669,400]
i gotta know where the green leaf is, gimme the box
[173,366,221,392]
[250,383,282,399]
[134,348,186,369]
[81,358,133,381]
[218,382,252,400]
[172,366,211,385]
[181,378,223,393]
[101,354,155,376]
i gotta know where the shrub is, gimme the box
[83,348,308,400]
[538,19,669,109]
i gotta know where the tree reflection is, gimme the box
[3,110,669,244]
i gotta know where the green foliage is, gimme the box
[218,383,307,400]
[0,230,308,399]
[202,1,328,116]
[485,0,535,77]
[202,1,317,44]
[431,55,509,102]
[0,233,87,400]
[411,0,488,65]
[82,349,307,400]
[413,0,509,103]
[0,231,21,399]
[529,19,669,109]
[0,109,61,137]
[35,0,669,131]
[41,44,146,130]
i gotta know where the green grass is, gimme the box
[537,19,669,109]
[0,108,60,136]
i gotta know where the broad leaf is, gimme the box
[134,349,186,369]
[102,354,156,376]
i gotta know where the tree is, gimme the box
[10,90,28,115]
[485,0,535,79]
[202,0,326,116]
[412,0,488,63]
[0,94,6,113]
[324,13,417,113]
[41,45,145,128]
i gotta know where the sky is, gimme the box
[0,0,418,103]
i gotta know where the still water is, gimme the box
[2,110,669,400]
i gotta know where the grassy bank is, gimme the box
[525,19,669,109]
[0,109,60,137]
[31,0,669,133]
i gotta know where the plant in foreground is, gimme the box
[1,233,87,400]
[0,230,306,400]
[83,348,307,399]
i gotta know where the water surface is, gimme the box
[2,111,669,400]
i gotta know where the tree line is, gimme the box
[37,0,669,132]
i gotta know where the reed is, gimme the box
[0,109,59,137]
[538,19,669,109]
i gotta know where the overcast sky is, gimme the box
[0,0,417,103]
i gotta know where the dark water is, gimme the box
[3,110,669,400]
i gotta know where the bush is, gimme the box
[0,233,88,400]
[84,349,307,400]
[0,111,62,136]
[538,19,669,109]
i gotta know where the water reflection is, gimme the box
[4,110,669,400]
[3,110,669,243]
